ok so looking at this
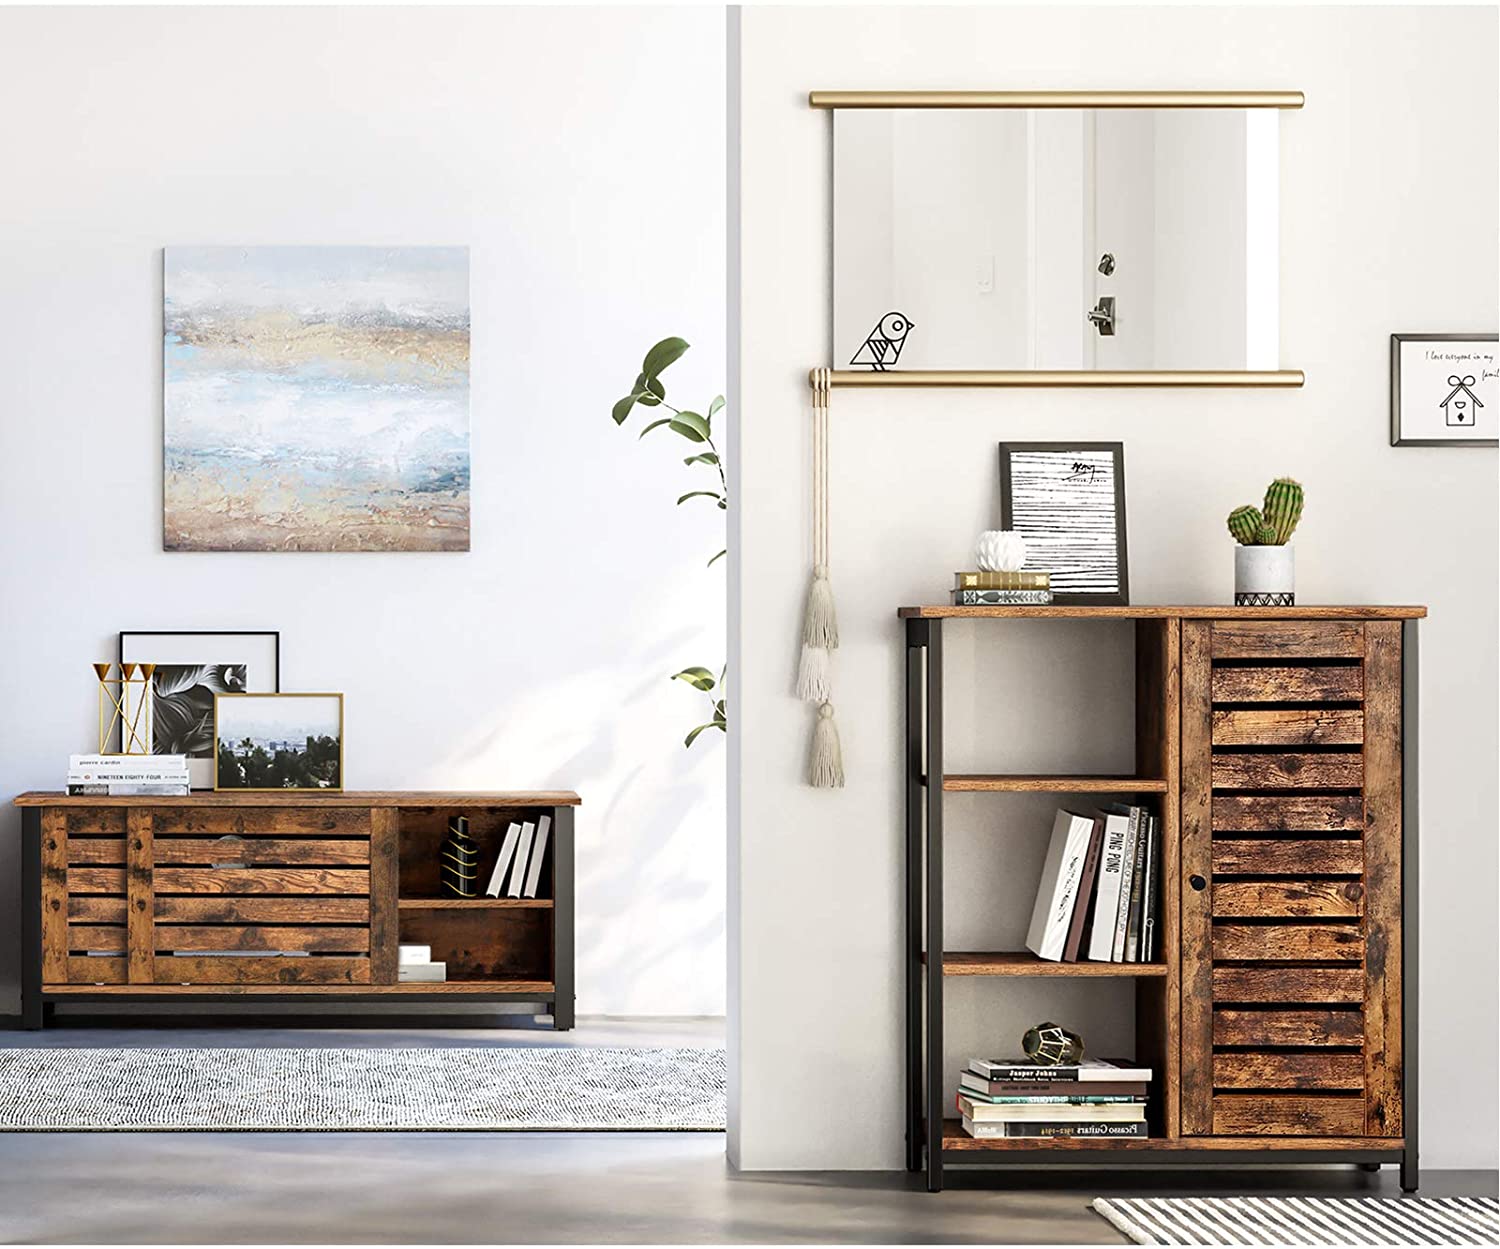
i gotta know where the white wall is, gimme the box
[0,5,726,1017]
[731,4,1497,1170]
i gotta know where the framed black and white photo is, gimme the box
[998,442,1129,605]
[118,631,280,789]
[1390,334,1497,447]
[214,692,343,792]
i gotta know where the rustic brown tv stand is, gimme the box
[900,606,1423,1191]
[14,791,577,1030]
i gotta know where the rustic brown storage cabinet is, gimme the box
[14,791,578,1030]
[899,606,1422,1191]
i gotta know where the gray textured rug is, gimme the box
[0,1046,725,1131]
[1094,1196,1500,1246]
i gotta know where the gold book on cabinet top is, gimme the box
[955,570,1051,590]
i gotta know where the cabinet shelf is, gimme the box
[941,775,1168,793]
[928,951,1168,977]
[398,898,553,909]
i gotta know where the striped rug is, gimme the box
[1093,1196,1499,1246]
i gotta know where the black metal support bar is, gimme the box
[552,804,576,1031]
[924,619,944,1192]
[942,1148,1405,1170]
[905,618,927,1172]
[20,809,42,1031]
[1401,619,1419,1193]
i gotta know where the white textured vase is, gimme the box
[975,530,1027,572]
[1234,545,1295,606]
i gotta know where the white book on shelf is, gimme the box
[398,961,447,983]
[1112,805,1141,962]
[507,822,536,898]
[70,754,188,771]
[1024,809,1096,963]
[1087,810,1131,962]
[522,815,551,899]
[485,822,524,898]
[398,945,432,965]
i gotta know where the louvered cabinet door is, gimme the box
[1180,620,1403,1139]
[39,806,131,986]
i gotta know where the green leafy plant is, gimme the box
[1227,478,1304,546]
[612,338,727,748]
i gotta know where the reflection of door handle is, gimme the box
[1087,296,1116,336]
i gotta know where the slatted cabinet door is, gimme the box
[149,807,377,984]
[1181,620,1403,1140]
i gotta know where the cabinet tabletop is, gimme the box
[13,790,581,808]
[898,605,1427,619]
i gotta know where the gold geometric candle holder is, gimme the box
[93,662,155,756]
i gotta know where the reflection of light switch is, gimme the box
[977,253,994,294]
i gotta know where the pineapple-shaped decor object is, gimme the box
[975,529,1028,572]
[1022,1020,1085,1066]
[440,815,480,898]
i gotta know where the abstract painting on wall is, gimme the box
[164,246,470,551]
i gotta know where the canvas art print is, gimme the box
[215,693,343,791]
[164,246,470,551]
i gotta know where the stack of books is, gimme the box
[484,814,553,899]
[958,1058,1151,1138]
[951,570,1051,606]
[1024,805,1162,964]
[398,944,446,983]
[67,754,189,796]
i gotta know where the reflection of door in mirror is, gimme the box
[833,109,1279,372]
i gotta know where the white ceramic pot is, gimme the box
[1235,544,1295,606]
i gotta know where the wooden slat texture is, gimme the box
[156,956,372,985]
[1212,708,1363,747]
[153,838,370,865]
[1212,839,1363,875]
[40,809,69,984]
[1211,966,1365,1005]
[1213,1052,1366,1090]
[149,809,373,836]
[942,775,1167,792]
[64,808,126,834]
[155,896,371,924]
[1210,621,1365,659]
[1179,620,1215,1135]
[1211,753,1362,790]
[64,956,127,984]
[1213,795,1364,832]
[1213,923,1364,962]
[44,979,554,996]
[892,606,1425,621]
[153,867,369,895]
[66,925,128,953]
[155,926,371,953]
[938,952,1167,976]
[369,808,398,985]
[66,838,128,864]
[1211,665,1364,703]
[68,867,127,894]
[1212,880,1364,918]
[1362,621,1404,1137]
[126,809,153,984]
[1212,1094,1367,1136]
[69,896,127,923]
[1214,1009,1363,1047]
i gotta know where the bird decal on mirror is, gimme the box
[850,311,913,371]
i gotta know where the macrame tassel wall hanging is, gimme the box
[799,368,844,787]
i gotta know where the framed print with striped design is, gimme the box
[998,442,1129,604]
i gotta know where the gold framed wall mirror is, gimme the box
[815,91,1304,387]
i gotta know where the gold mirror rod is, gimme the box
[813,370,1305,389]
[808,90,1304,110]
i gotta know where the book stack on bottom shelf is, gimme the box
[958,1058,1152,1139]
[398,944,446,984]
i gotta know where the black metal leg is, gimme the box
[551,805,575,1031]
[21,810,43,1030]
[924,620,944,1193]
[1401,621,1419,1192]
[905,620,925,1173]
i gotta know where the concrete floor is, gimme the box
[0,1015,1494,1244]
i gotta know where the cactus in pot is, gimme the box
[1227,478,1303,606]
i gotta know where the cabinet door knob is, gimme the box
[1189,874,1207,892]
